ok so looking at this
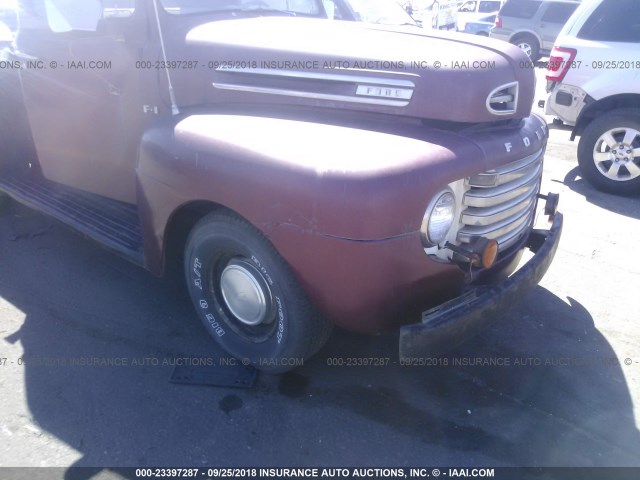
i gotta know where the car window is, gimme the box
[342,0,416,25]
[15,0,135,35]
[540,2,577,24]
[44,0,102,32]
[160,0,323,16]
[578,0,640,43]
[459,1,476,12]
[499,0,541,19]
[0,0,17,30]
[478,1,501,13]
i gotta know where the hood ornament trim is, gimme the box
[213,67,415,107]
[486,81,519,116]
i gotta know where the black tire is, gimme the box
[184,211,332,373]
[511,34,540,63]
[577,109,640,195]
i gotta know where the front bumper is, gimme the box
[399,209,563,358]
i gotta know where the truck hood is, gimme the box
[184,17,534,123]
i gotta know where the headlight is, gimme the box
[421,190,456,247]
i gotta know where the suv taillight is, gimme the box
[546,46,577,83]
[494,15,502,29]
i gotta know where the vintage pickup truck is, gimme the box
[0,0,562,372]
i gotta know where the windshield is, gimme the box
[0,0,17,31]
[341,0,416,25]
[159,0,417,26]
[159,0,325,16]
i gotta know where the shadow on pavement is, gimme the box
[0,202,638,478]
[556,166,640,219]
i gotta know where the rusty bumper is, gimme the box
[399,211,563,359]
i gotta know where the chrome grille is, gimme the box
[458,149,543,252]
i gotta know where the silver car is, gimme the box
[490,0,580,62]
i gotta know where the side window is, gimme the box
[478,1,501,13]
[540,2,577,24]
[500,0,541,19]
[44,0,102,32]
[0,0,18,31]
[459,1,477,12]
[578,0,640,43]
[265,0,321,15]
[41,0,135,33]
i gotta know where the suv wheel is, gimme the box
[512,34,540,63]
[577,109,640,195]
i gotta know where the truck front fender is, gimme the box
[134,112,547,330]
[135,113,487,273]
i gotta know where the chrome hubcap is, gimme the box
[593,127,640,182]
[220,260,270,326]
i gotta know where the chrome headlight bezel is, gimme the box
[420,189,457,248]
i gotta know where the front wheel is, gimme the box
[184,211,332,372]
[577,109,640,195]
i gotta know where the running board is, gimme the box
[0,176,144,265]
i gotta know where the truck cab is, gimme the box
[0,0,562,371]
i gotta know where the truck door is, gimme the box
[16,0,150,204]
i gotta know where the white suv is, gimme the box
[544,0,640,195]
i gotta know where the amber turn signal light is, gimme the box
[482,239,498,269]
[443,237,498,269]
[472,237,498,269]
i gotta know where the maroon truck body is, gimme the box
[0,0,562,371]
